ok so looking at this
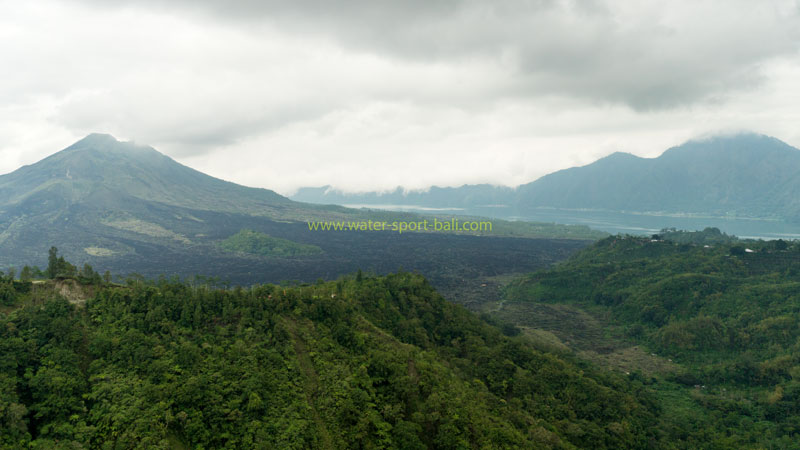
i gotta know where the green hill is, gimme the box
[220,229,323,257]
[502,235,800,447]
[0,269,663,449]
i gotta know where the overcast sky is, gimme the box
[1,0,799,194]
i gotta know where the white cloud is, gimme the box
[1,0,799,194]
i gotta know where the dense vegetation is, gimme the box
[221,229,324,258]
[0,261,669,449]
[653,227,738,245]
[505,233,800,448]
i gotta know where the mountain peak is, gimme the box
[692,131,772,144]
[0,134,291,214]
[82,132,118,142]
[53,134,173,169]
[67,133,120,149]
[659,132,798,162]
[600,151,640,161]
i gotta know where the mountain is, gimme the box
[0,133,344,269]
[293,133,800,222]
[0,134,595,304]
[0,133,302,218]
[293,184,515,208]
[517,133,800,219]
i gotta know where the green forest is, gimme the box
[505,230,800,448]
[5,234,800,449]
[1,255,661,449]
[220,229,324,258]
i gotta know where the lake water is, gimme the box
[344,204,800,240]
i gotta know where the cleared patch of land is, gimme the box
[102,217,191,244]
[84,246,115,256]
[489,300,677,375]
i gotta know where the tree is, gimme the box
[0,281,15,306]
[20,266,33,283]
[47,246,59,279]
[61,257,76,278]
[79,264,101,284]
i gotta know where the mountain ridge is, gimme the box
[293,133,800,222]
[519,133,800,217]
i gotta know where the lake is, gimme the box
[344,204,800,240]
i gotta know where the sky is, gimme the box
[1,0,799,195]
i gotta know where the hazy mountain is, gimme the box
[0,134,325,270]
[517,133,800,220]
[0,133,297,218]
[0,134,593,299]
[293,133,800,222]
[293,184,515,208]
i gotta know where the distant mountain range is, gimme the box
[293,134,800,222]
[0,134,593,295]
[294,184,516,209]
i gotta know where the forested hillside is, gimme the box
[505,233,800,448]
[0,266,663,449]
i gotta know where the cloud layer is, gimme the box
[1,0,799,193]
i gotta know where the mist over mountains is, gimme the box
[294,133,800,223]
[294,184,516,209]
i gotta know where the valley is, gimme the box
[492,232,800,447]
